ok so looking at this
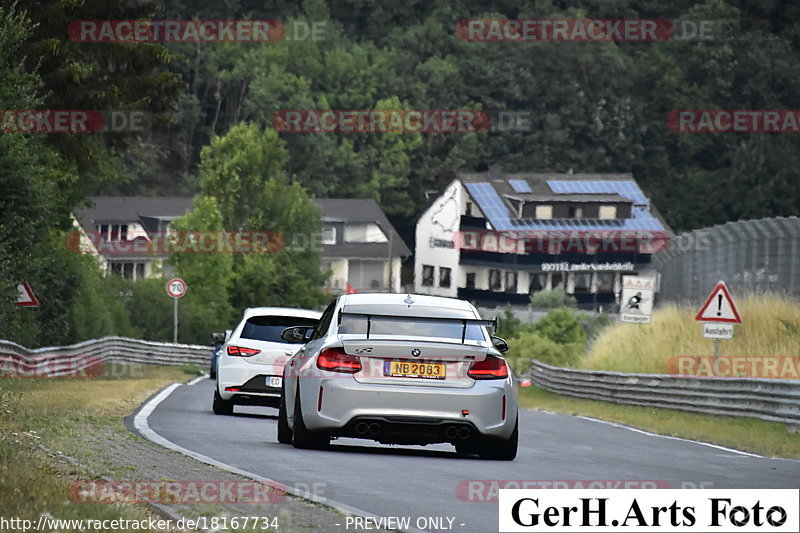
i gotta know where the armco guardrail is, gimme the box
[530,359,800,429]
[0,336,210,377]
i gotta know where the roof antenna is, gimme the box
[404,294,415,307]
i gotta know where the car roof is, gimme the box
[241,307,322,320]
[339,293,480,319]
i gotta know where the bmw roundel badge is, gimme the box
[411,348,421,357]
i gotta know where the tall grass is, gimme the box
[580,294,800,373]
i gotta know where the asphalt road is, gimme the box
[142,378,800,532]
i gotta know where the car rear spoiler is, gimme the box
[337,311,497,343]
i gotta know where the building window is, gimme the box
[96,224,128,241]
[465,272,476,289]
[568,206,583,219]
[463,232,478,249]
[439,267,451,288]
[504,271,518,293]
[573,273,592,294]
[108,261,145,280]
[488,269,502,291]
[551,272,564,290]
[349,260,385,291]
[465,202,473,216]
[421,265,435,286]
[322,226,336,244]
[535,205,553,219]
[529,273,546,293]
[344,223,387,243]
[596,273,615,293]
[599,205,617,219]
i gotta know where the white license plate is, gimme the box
[267,376,282,388]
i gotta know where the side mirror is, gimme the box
[491,335,509,353]
[281,326,315,344]
[211,331,226,344]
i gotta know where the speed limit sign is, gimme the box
[166,277,187,299]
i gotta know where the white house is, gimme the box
[414,166,671,309]
[315,199,410,294]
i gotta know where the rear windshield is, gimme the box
[339,315,486,342]
[239,315,318,343]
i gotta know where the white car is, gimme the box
[278,293,518,460]
[213,307,322,415]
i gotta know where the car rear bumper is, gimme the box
[217,359,283,404]
[301,376,517,439]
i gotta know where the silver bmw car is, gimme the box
[277,293,518,460]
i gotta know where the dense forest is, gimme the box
[116,0,800,231]
[2,0,799,346]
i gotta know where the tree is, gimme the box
[167,196,235,343]
[198,122,328,311]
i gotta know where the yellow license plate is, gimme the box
[383,360,446,380]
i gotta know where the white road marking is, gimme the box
[530,408,796,460]
[187,374,208,386]
[132,382,428,533]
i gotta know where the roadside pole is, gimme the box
[173,297,179,343]
[166,277,187,344]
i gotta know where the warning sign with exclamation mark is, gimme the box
[695,281,742,323]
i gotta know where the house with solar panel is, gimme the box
[413,165,671,309]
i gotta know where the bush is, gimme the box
[530,288,577,309]
[502,307,589,374]
[533,307,587,345]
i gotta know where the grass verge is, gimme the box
[519,386,800,459]
[0,364,191,527]
[582,294,800,373]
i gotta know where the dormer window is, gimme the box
[322,226,336,244]
[96,224,128,241]
[344,223,387,243]
[599,205,617,219]
[535,205,553,219]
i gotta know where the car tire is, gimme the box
[454,440,479,456]
[291,387,329,450]
[277,384,293,444]
[212,386,234,415]
[477,416,518,461]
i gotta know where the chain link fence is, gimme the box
[653,217,800,305]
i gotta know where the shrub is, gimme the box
[530,288,577,309]
[533,307,587,345]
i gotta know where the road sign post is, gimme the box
[166,277,187,343]
[695,280,742,369]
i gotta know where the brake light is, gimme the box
[227,345,261,357]
[467,355,509,380]
[316,347,362,373]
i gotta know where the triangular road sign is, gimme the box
[15,281,39,307]
[695,281,741,323]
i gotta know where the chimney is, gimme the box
[488,164,503,180]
